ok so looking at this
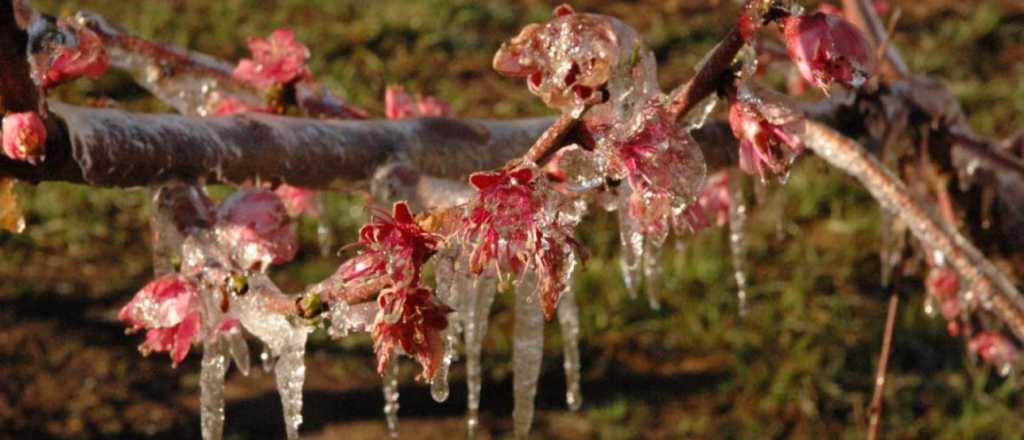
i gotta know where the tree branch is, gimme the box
[867,292,899,440]
[802,121,1024,340]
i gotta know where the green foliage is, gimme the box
[2,1,1023,438]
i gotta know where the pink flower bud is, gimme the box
[215,190,298,270]
[783,12,877,92]
[233,29,310,88]
[42,24,108,88]
[2,112,47,165]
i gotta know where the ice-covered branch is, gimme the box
[802,121,1024,340]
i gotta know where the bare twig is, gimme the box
[802,122,1024,340]
[668,27,745,121]
[867,292,899,440]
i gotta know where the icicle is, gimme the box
[728,174,750,317]
[200,339,229,440]
[557,289,582,411]
[431,251,463,403]
[224,328,251,376]
[642,240,664,310]
[383,360,400,439]
[275,328,309,440]
[513,273,544,439]
[616,198,643,299]
[463,276,497,439]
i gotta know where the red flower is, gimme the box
[968,332,1018,373]
[118,274,201,366]
[783,12,877,92]
[337,201,439,289]
[42,22,108,88]
[233,29,310,88]
[373,285,452,381]
[215,190,297,271]
[463,166,582,318]
[2,112,46,165]
[728,93,805,179]
[677,171,731,233]
[464,167,541,277]
[926,267,961,322]
[384,85,454,119]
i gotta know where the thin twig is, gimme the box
[867,292,899,440]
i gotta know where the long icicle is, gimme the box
[728,171,750,317]
[513,272,544,439]
[802,122,1024,339]
[200,339,229,440]
[463,276,497,439]
[275,328,310,440]
[383,360,401,438]
[557,289,583,411]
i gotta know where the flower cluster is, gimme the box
[233,29,311,88]
[338,202,440,290]
[2,112,47,165]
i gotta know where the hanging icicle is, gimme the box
[513,273,544,439]
[383,360,401,439]
[557,289,583,411]
[199,339,229,440]
[728,173,750,317]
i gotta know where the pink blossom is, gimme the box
[42,24,108,88]
[336,201,439,290]
[384,85,454,119]
[274,184,320,218]
[678,171,731,233]
[968,332,1018,371]
[373,285,452,381]
[118,274,200,366]
[233,29,310,88]
[2,112,47,165]
[215,190,298,270]
[728,95,805,179]
[783,12,877,92]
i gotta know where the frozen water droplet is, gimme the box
[260,345,274,372]
[557,289,582,411]
[463,276,497,439]
[513,272,544,439]
[383,360,400,439]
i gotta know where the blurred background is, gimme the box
[2,0,1023,438]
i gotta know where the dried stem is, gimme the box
[867,292,899,440]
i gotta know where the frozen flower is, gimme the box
[677,171,731,233]
[492,4,620,111]
[336,201,439,290]
[2,112,46,165]
[215,190,297,271]
[233,28,310,88]
[42,23,108,88]
[384,85,454,119]
[968,332,1018,373]
[118,274,201,366]
[783,11,877,92]
[728,90,805,180]
[464,167,542,277]
[274,184,320,218]
[373,285,452,381]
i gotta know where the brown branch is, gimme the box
[0,0,41,114]
[667,27,744,122]
[867,292,899,440]
[802,121,1024,340]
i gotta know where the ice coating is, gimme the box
[430,248,463,403]
[783,11,878,93]
[200,339,229,440]
[383,360,401,438]
[513,272,545,439]
[149,182,215,276]
[729,85,806,181]
[557,289,583,411]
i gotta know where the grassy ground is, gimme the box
[2,0,1023,439]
